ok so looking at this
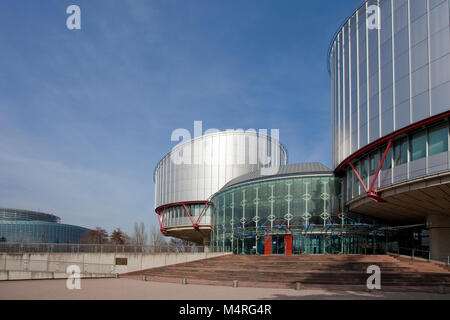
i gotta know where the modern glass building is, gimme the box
[211,163,388,255]
[328,0,450,260]
[154,0,449,258]
[0,208,89,244]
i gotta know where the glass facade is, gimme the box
[0,209,89,244]
[0,221,88,244]
[211,174,389,255]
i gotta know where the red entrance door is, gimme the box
[285,235,293,255]
[264,236,272,255]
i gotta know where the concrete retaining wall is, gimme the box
[0,251,230,280]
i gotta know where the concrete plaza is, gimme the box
[0,278,449,300]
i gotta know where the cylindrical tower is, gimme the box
[154,130,287,244]
[329,0,450,260]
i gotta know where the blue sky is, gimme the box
[0,0,362,234]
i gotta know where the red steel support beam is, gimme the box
[349,162,369,193]
[156,210,162,229]
[182,203,198,229]
[156,208,167,233]
[348,141,392,203]
[194,202,210,226]
[368,140,392,193]
[161,207,167,229]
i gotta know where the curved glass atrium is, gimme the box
[211,164,392,255]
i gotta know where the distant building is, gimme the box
[0,208,88,243]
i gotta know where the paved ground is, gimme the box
[0,278,449,300]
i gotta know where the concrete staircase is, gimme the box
[123,255,450,292]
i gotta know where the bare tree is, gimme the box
[149,225,167,246]
[169,238,195,247]
[110,228,130,245]
[132,222,148,245]
[80,227,109,244]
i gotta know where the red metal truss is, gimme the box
[369,139,392,192]
[155,201,211,232]
[155,207,167,233]
[349,162,369,193]
[349,140,392,203]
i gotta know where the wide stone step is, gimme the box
[139,270,450,281]
[124,254,450,291]
[135,272,449,286]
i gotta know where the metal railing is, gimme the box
[0,243,231,254]
[0,257,115,274]
[386,246,450,266]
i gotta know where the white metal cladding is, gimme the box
[329,0,450,168]
[154,131,288,208]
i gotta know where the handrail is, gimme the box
[0,243,232,254]
[386,246,450,266]
[0,258,115,274]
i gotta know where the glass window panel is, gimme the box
[380,17,392,44]
[431,81,450,115]
[369,151,380,175]
[411,65,429,97]
[381,85,393,112]
[430,27,450,61]
[395,51,410,79]
[410,0,428,22]
[412,90,430,122]
[395,75,411,105]
[369,73,379,97]
[429,124,449,155]
[410,130,427,161]
[411,40,429,72]
[380,40,393,67]
[394,2,409,33]
[430,54,450,88]
[395,99,411,130]
[360,123,368,147]
[381,61,393,89]
[394,26,409,57]
[382,145,393,170]
[381,108,394,135]
[394,137,408,165]
[369,115,380,142]
[411,15,428,48]
[429,1,450,35]
[380,0,393,19]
